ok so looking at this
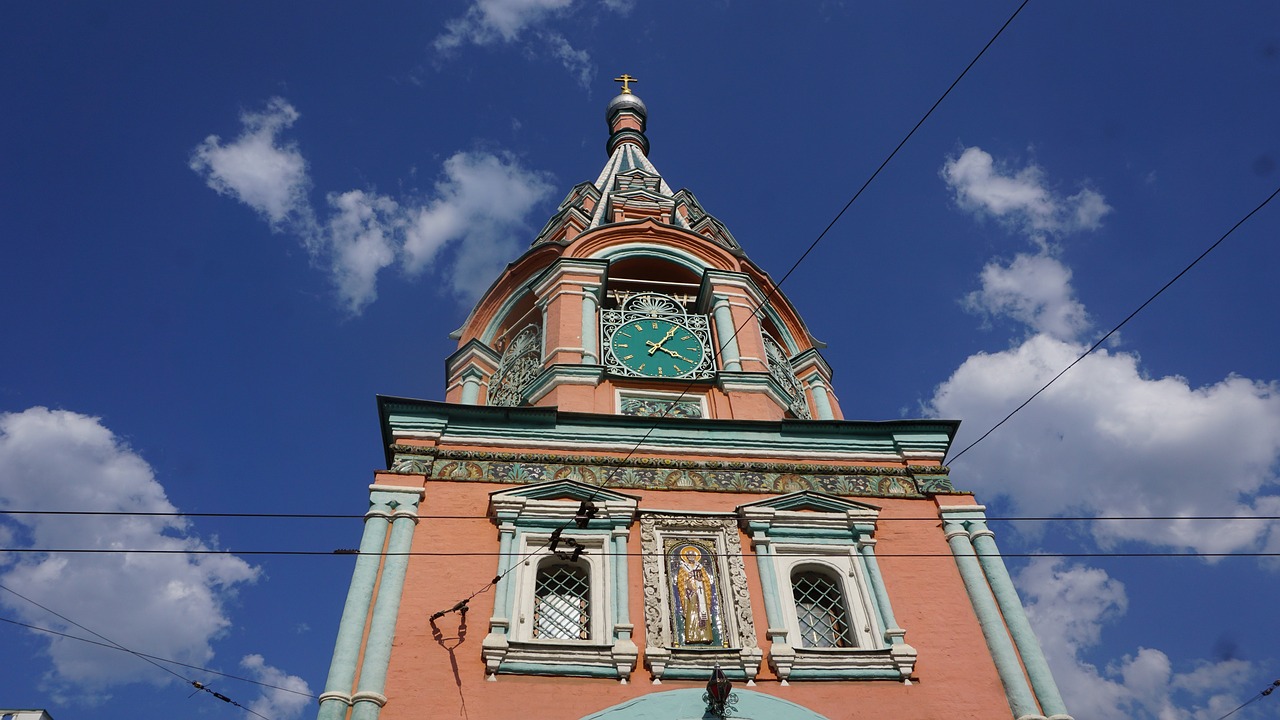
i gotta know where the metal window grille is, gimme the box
[533,561,590,640]
[792,570,853,648]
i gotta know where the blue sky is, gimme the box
[2,2,1278,719]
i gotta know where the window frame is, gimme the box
[481,481,640,682]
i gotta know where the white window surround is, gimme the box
[482,481,640,683]
[738,491,917,684]
[772,549,879,650]
[510,533,609,645]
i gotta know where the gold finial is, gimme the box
[613,73,637,94]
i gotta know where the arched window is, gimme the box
[791,568,854,649]
[533,559,591,640]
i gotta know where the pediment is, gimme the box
[489,478,640,505]
[736,490,880,515]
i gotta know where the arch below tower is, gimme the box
[579,688,832,720]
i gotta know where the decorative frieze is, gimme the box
[388,445,954,497]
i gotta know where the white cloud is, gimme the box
[403,151,555,300]
[930,334,1280,554]
[542,31,595,89]
[325,190,402,314]
[192,100,555,313]
[965,252,1090,341]
[933,146,1280,554]
[239,654,313,720]
[1018,560,1255,720]
[0,407,259,691]
[432,0,628,88]
[435,0,573,50]
[190,98,314,233]
[942,146,1112,240]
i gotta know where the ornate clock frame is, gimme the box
[601,292,715,380]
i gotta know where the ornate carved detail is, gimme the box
[619,397,704,419]
[762,332,811,420]
[386,446,946,497]
[489,325,542,407]
[639,516,759,682]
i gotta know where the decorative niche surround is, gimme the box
[639,514,762,683]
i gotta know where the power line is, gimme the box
[946,181,1280,466]
[4,547,1276,559]
[4,509,1278,522]
[0,615,317,699]
[0,583,274,720]
[1215,678,1279,720]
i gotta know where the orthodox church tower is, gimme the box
[315,78,1073,720]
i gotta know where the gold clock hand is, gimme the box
[645,326,679,355]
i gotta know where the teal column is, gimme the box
[944,520,1042,720]
[971,523,1072,720]
[750,535,783,629]
[491,525,516,625]
[612,531,629,626]
[807,376,835,420]
[581,289,599,365]
[316,502,392,720]
[350,493,421,720]
[855,540,897,642]
[460,368,483,405]
[711,295,742,371]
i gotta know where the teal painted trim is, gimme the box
[945,523,1040,720]
[495,478,640,504]
[658,666,749,681]
[350,513,418,720]
[499,662,617,678]
[753,543,784,630]
[742,491,879,514]
[380,396,958,458]
[787,667,903,680]
[765,527,858,542]
[612,534,629,626]
[580,688,832,720]
[972,528,1069,718]
[493,528,516,626]
[511,519,616,533]
[316,514,390,720]
[857,545,896,642]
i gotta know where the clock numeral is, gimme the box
[680,335,691,341]
[674,365,684,373]
[658,367,665,376]
[622,354,634,360]
[651,322,659,330]
[619,331,631,338]
[615,343,628,348]
[634,323,644,332]
[638,363,645,371]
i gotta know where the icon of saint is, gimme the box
[674,546,715,644]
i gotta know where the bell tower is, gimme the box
[317,81,1074,720]
[443,79,838,423]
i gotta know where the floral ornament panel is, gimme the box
[762,332,811,419]
[489,324,542,407]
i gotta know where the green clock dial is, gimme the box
[608,318,706,378]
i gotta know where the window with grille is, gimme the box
[791,569,854,648]
[533,561,591,640]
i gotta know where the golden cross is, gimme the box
[614,73,637,94]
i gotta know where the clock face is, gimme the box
[608,318,707,378]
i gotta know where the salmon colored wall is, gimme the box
[376,480,1012,719]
